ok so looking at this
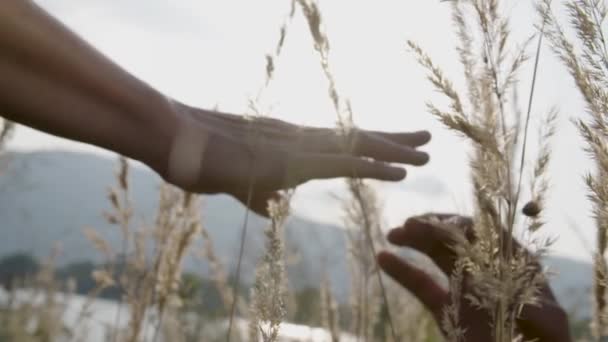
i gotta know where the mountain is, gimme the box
[0,151,351,295]
[543,256,592,317]
[0,150,594,317]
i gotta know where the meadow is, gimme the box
[1,0,607,341]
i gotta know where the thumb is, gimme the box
[377,251,450,320]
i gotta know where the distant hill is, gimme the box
[0,151,351,296]
[0,150,594,317]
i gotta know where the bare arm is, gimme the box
[0,0,432,216]
[0,0,176,175]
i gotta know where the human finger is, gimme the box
[386,216,471,275]
[204,110,432,150]
[367,130,432,148]
[517,285,572,342]
[280,152,407,186]
[377,251,449,319]
[288,128,430,165]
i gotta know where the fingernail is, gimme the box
[418,152,430,164]
[419,131,432,141]
[387,167,407,180]
[404,216,430,229]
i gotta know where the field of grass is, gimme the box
[2,0,608,341]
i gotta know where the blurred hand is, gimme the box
[377,214,571,342]
[170,105,431,217]
[0,1,428,219]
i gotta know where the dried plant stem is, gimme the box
[320,276,340,341]
[479,19,516,342]
[226,172,256,342]
[250,194,290,342]
[227,4,298,338]
[0,118,14,149]
[350,178,398,341]
[501,15,547,342]
[538,0,608,336]
[512,4,549,254]
[110,157,132,342]
[514,42,541,213]
[295,1,398,339]
[410,1,557,340]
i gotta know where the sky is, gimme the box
[6,0,598,261]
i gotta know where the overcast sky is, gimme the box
[7,0,597,261]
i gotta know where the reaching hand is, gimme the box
[167,105,431,216]
[0,1,431,218]
[377,214,571,342]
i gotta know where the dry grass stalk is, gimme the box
[410,1,557,340]
[537,0,608,337]
[342,183,387,340]
[227,5,297,339]
[248,194,290,342]
[260,0,296,93]
[84,158,203,342]
[0,248,71,342]
[199,226,237,312]
[441,259,467,342]
[296,1,399,340]
[319,276,340,342]
[0,118,14,150]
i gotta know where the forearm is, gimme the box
[0,0,177,174]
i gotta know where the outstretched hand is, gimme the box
[168,105,431,217]
[0,1,430,219]
[377,214,571,342]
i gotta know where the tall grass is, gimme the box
[248,196,290,342]
[226,4,297,341]
[537,0,608,338]
[0,119,13,150]
[296,0,403,340]
[90,159,203,342]
[408,0,557,340]
[5,1,608,341]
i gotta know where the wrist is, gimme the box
[161,101,209,191]
[133,95,174,178]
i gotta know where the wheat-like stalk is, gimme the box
[537,0,608,337]
[0,118,14,150]
[79,158,204,342]
[0,247,71,342]
[296,1,400,340]
[226,4,297,341]
[249,194,290,342]
[410,1,556,340]
[319,275,341,341]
